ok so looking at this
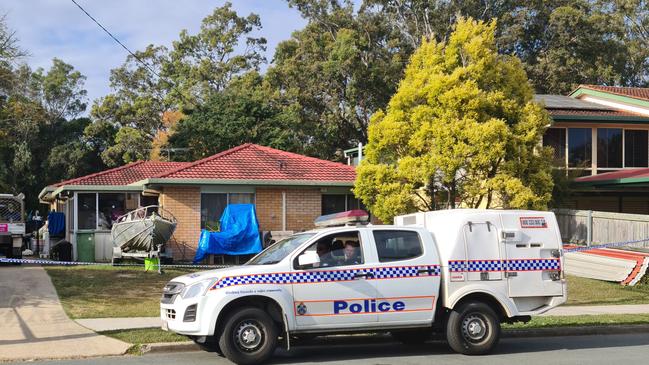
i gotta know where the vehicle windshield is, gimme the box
[247,233,316,265]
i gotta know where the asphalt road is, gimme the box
[9,333,649,365]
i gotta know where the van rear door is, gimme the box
[500,213,563,297]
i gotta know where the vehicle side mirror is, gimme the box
[298,251,320,268]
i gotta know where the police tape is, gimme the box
[0,257,230,270]
[3,236,648,268]
[563,237,649,253]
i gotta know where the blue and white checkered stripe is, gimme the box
[505,259,560,271]
[211,265,440,290]
[448,259,560,272]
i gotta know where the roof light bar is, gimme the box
[314,210,369,227]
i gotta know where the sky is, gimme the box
[2,0,307,109]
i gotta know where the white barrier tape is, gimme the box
[564,237,649,253]
[0,257,230,269]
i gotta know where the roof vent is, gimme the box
[278,160,287,170]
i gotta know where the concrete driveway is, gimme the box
[0,265,130,361]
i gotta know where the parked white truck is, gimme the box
[161,209,566,364]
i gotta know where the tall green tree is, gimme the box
[166,2,267,104]
[267,0,408,159]
[168,72,301,160]
[90,2,267,166]
[354,18,554,222]
[0,53,96,209]
[364,0,630,94]
[90,45,171,166]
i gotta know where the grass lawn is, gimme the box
[45,265,196,319]
[100,328,188,344]
[505,314,649,329]
[45,266,649,319]
[566,274,649,306]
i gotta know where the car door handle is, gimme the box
[418,268,433,275]
[353,272,374,279]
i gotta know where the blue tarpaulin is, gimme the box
[47,212,65,235]
[193,204,263,263]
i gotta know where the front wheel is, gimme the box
[446,302,500,355]
[218,307,278,365]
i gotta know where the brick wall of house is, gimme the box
[160,186,201,260]
[256,187,322,232]
[160,185,359,261]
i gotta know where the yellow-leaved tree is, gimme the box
[354,17,554,223]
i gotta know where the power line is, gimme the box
[70,0,192,105]
[70,0,161,78]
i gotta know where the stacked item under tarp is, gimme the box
[193,204,263,263]
[564,244,649,286]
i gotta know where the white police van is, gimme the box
[161,209,566,364]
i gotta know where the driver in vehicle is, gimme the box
[315,241,337,267]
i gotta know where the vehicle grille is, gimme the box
[165,309,176,320]
[183,304,197,322]
[161,282,184,304]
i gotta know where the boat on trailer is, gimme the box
[111,206,177,271]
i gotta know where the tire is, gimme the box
[446,302,501,355]
[218,307,278,365]
[391,328,431,345]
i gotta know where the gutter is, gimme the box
[40,184,144,203]
[140,178,355,187]
[550,114,649,123]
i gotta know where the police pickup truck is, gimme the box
[161,209,566,364]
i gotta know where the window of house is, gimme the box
[597,128,623,168]
[140,195,159,207]
[200,192,255,230]
[346,195,367,211]
[373,230,423,262]
[98,193,126,229]
[77,193,96,230]
[543,128,566,165]
[229,193,255,204]
[625,130,649,168]
[568,128,592,168]
[321,194,347,215]
[321,194,366,215]
[201,193,227,230]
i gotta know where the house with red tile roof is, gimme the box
[39,144,360,262]
[537,85,649,213]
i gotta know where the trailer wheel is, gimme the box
[446,301,500,355]
[218,307,278,365]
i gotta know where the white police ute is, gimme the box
[161,209,566,365]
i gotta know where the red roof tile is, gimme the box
[577,85,649,102]
[54,161,190,187]
[575,168,649,183]
[155,144,357,183]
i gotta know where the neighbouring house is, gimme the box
[539,85,649,213]
[39,143,360,262]
[342,85,649,214]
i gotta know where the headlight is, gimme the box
[181,278,217,299]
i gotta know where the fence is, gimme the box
[554,209,649,248]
